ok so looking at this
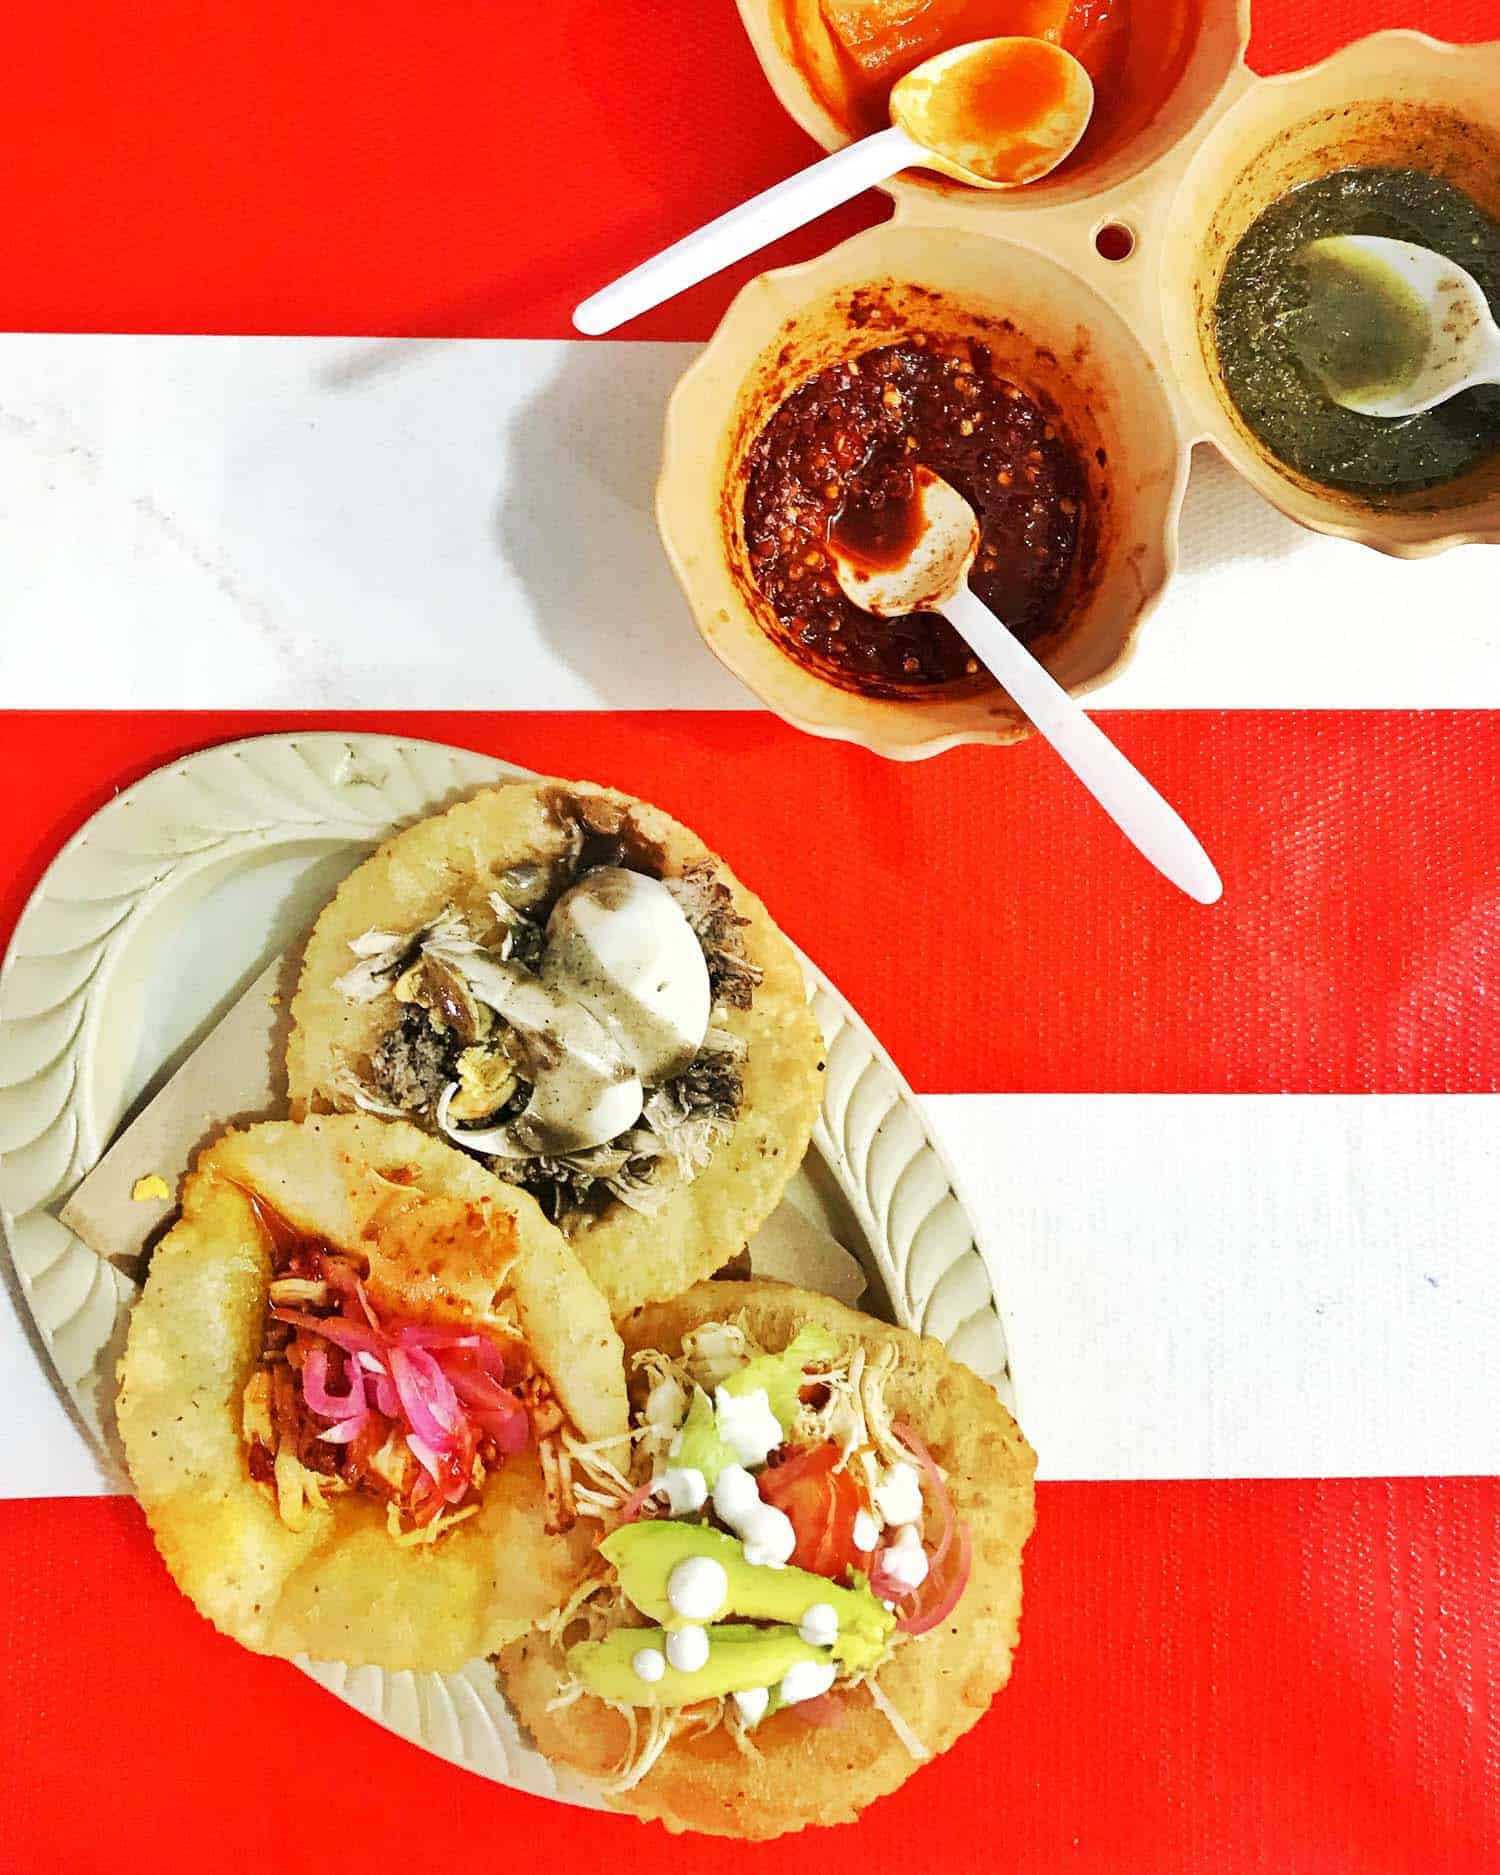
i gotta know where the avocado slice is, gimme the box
[668,1325,843,1491]
[668,1387,733,1487]
[571,1621,825,1708]
[599,1521,893,1671]
[718,1324,841,1430]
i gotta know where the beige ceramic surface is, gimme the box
[659,8,1500,756]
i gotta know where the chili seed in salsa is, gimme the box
[742,337,1086,696]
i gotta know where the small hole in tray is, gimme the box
[1094,222,1135,262]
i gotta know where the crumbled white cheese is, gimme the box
[877,1522,929,1591]
[661,1465,708,1514]
[779,1659,837,1706]
[798,1601,840,1649]
[712,1462,795,1569]
[732,1686,770,1727]
[711,1464,794,1570]
[873,1460,924,1528]
[664,1624,710,1674]
[714,1385,782,1469]
[666,1555,729,1621]
[632,1647,666,1684]
[852,1508,881,1553]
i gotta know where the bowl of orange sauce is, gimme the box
[740,0,1250,207]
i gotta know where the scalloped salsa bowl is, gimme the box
[655,223,1184,758]
[1160,31,1500,556]
[657,12,1500,757]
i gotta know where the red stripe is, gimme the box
[0,1484,1491,1871]
[0,0,1493,340]
[5,710,1499,1094]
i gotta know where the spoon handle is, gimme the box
[942,583,1223,904]
[573,127,920,335]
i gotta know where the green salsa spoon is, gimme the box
[1290,235,1500,419]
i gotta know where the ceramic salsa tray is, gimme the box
[657,6,1500,758]
[0,730,1013,1800]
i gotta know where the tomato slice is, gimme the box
[758,1442,873,1581]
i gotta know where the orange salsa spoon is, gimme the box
[574,37,1093,334]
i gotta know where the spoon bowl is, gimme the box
[829,467,978,613]
[890,37,1095,188]
[1293,235,1500,419]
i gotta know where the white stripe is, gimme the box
[925,1093,1500,1482]
[0,1288,115,1496]
[0,333,1492,711]
[4,1090,1495,1497]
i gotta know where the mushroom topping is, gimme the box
[446,1043,519,1123]
[393,953,489,1046]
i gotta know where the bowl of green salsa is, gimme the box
[1162,33,1500,555]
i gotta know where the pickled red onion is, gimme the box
[317,1416,368,1445]
[271,1308,384,1360]
[400,1345,464,1436]
[867,1560,911,1603]
[615,1478,659,1524]
[894,1423,958,1574]
[387,1346,452,1448]
[863,1422,972,1630]
[394,1323,485,1351]
[474,1408,530,1456]
[272,1279,531,1501]
[897,1517,971,1636]
[406,1432,446,1485]
[301,1347,368,1420]
[445,1351,520,1415]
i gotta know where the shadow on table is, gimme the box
[1176,442,1305,577]
[491,340,744,708]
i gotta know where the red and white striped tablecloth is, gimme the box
[1,3,1497,1869]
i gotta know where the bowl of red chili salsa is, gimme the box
[657,222,1185,757]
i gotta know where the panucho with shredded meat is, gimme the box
[285,779,824,1317]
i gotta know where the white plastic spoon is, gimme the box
[1294,235,1500,418]
[573,38,1093,336]
[826,466,1223,905]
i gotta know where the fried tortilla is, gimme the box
[117,1114,628,1671]
[498,1281,1036,1838]
[286,779,823,1316]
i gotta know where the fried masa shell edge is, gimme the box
[284,778,825,1318]
[116,1113,628,1672]
[497,1280,1038,1839]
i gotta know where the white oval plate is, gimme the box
[0,730,1013,1804]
